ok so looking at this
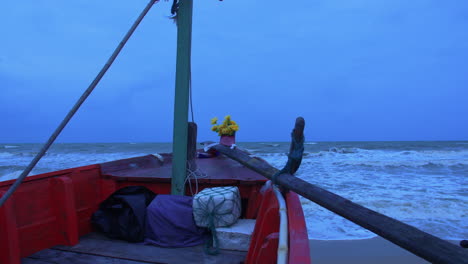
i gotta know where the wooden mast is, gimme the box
[171,0,194,195]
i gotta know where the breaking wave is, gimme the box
[3,145,19,149]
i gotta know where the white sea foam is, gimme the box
[260,143,280,147]
[3,145,19,149]
[257,147,467,241]
[0,152,15,158]
[0,152,149,182]
[0,170,29,182]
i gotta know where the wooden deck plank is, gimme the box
[23,248,149,264]
[36,233,246,264]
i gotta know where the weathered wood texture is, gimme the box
[212,123,468,264]
[187,122,198,174]
[100,154,267,183]
[187,122,197,161]
[287,117,305,175]
[24,233,247,264]
[23,249,147,264]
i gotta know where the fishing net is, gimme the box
[193,186,241,255]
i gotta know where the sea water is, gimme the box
[1,141,466,241]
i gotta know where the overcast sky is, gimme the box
[1,0,467,143]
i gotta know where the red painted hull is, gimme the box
[0,154,311,264]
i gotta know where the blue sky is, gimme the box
[1,0,467,143]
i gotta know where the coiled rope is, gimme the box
[185,160,207,195]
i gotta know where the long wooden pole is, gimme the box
[0,0,158,207]
[211,120,468,264]
[171,0,194,195]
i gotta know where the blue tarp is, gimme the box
[144,195,207,247]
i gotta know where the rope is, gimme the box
[189,68,194,122]
[272,132,305,185]
[0,0,158,208]
[187,0,194,123]
[205,218,220,255]
[185,161,207,195]
[171,0,179,17]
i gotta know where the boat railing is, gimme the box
[245,180,309,264]
[272,185,288,264]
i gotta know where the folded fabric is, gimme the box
[144,195,207,247]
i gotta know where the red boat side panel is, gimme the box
[245,186,261,219]
[0,164,101,261]
[0,190,21,264]
[287,192,312,264]
[246,188,311,264]
[100,178,118,201]
[51,176,79,245]
[256,232,280,264]
[12,179,54,228]
[245,187,280,264]
[0,168,73,188]
[10,178,65,257]
[69,166,102,236]
[17,217,62,257]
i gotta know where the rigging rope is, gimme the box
[188,1,194,123]
[0,0,158,207]
[189,68,194,122]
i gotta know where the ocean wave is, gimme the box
[304,147,468,171]
[0,152,15,158]
[320,148,468,156]
[0,165,26,171]
[325,162,468,177]
[3,145,19,149]
[0,168,45,182]
[0,152,149,176]
[300,190,468,240]
[334,160,468,170]
[0,170,22,181]
[259,143,280,147]
[400,151,414,155]
[328,147,361,154]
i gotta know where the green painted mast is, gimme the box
[171,0,193,195]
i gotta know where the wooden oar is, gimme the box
[211,117,468,264]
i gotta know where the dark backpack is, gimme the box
[92,186,156,242]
